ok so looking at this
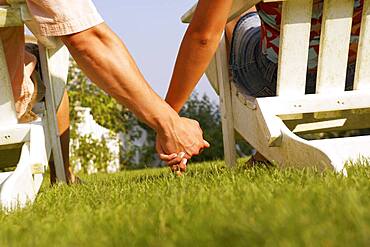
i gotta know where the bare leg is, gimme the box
[49,91,76,184]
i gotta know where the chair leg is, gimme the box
[220,99,237,166]
[38,44,67,183]
[216,35,237,166]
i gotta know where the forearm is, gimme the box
[61,23,178,131]
[166,0,234,112]
[166,30,224,112]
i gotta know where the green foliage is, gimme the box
[67,60,142,170]
[70,134,114,174]
[1,161,369,246]
[67,60,251,170]
[179,92,224,162]
[67,60,140,139]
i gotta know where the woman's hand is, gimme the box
[159,151,188,175]
[155,117,210,174]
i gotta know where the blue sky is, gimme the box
[93,0,218,102]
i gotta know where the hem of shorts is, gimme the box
[229,12,259,66]
[38,14,104,37]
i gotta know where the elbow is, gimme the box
[187,30,222,48]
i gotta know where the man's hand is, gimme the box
[156,117,210,173]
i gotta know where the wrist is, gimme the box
[165,95,183,113]
[152,104,180,134]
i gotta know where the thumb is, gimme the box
[203,140,210,148]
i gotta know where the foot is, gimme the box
[245,152,271,168]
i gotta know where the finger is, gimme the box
[179,158,187,172]
[172,165,183,176]
[203,140,210,148]
[178,152,186,158]
[159,153,178,161]
[167,157,183,166]
[167,152,186,166]
[171,164,180,173]
[171,165,178,172]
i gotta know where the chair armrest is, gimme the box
[0,5,22,27]
[181,0,286,23]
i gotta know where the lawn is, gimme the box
[1,160,369,247]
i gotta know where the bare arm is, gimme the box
[61,23,209,157]
[61,23,177,131]
[165,0,234,112]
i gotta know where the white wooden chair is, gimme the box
[0,0,69,210]
[182,0,370,172]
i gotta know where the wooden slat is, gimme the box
[44,44,69,106]
[0,41,18,125]
[29,122,48,174]
[216,36,237,166]
[277,0,313,96]
[205,57,219,94]
[285,110,370,134]
[257,90,370,117]
[354,0,370,90]
[39,44,67,183]
[316,0,354,93]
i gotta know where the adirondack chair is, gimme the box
[0,0,69,209]
[182,0,370,172]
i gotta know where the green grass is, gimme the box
[1,160,369,246]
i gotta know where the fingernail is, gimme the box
[178,152,185,158]
[170,153,177,158]
[182,158,188,165]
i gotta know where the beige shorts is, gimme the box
[0,0,103,121]
[25,0,104,36]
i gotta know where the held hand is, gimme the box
[158,151,188,175]
[155,117,210,173]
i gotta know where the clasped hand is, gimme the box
[156,117,210,174]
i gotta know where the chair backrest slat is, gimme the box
[277,0,313,96]
[316,0,354,94]
[0,41,18,124]
[354,0,370,90]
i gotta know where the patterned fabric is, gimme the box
[257,0,363,70]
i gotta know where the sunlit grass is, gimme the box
[1,160,369,246]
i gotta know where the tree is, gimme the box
[67,60,142,171]
[179,93,224,162]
